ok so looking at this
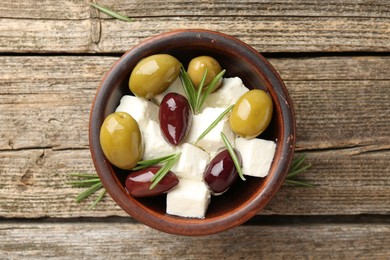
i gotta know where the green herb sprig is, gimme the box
[67,173,106,209]
[194,105,234,144]
[132,153,178,171]
[221,132,246,181]
[149,152,181,189]
[127,152,182,189]
[69,153,312,209]
[91,3,133,22]
[180,66,225,114]
[284,154,314,187]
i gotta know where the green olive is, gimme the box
[187,56,222,91]
[100,112,143,170]
[229,89,273,139]
[129,54,181,98]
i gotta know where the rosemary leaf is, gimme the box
[69,173,100,179]
[66,178,101,186]
[285,154,314,187]
[133,154,176,168]
[180,67,196,112]
[221,132,246,181]
[90,3,133,22]
[150,152,181,189]
[289,153,306,172]
[286,163,312,179]
[284,179,315,188]
[89,189,107,209]
[75,182,104,203]
[195,105,234,144]
[195,69,208,113]
[198,69,225,110]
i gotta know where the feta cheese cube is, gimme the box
[185,107,235,154]
[142,120,176,160]
[171,143,209,181]
[115,95,159,129]
[204,77,249,109]
[153,77,186,105]
[235,137,276,177]
[166,178,211,219]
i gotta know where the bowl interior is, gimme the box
[89,29,295,235]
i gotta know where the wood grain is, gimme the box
[0,16,389,53]
[1,221,389,258]
[1,0,389,19]
[0,56,389,217]
[1,0,389,257]
[0,149,389,218]
[1,56,388,151]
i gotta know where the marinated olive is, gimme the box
[129,54,181,98]
[125,167,179,197]
[100,112,143,170]
[159,93,192,146]
[203,149,242,195]
[187,56,222,91]
[229,89,273,138]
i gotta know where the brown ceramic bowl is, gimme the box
[89,29,295,236]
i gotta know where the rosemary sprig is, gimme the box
[89,189,107,209]
[150,152,182,189]
[195,105,234,144]
[180,66,226,114]
[221,132,246,181]
[180,66,196,113]
[68,173,106,209]
[132,153,177,171]
[195,69,208,112]
[284,154,314,187]
[198,69,225,110]
[75,182,103,203]
[91,3,133,22]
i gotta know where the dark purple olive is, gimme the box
[203,149,242,195]
[125,166,179,197]
[159,93,191,146]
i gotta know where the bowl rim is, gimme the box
[89,29,296,236]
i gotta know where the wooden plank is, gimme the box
[1,56,389,151]
[0,149,389,217]
[95,0,390,18]
[98,17,390,53]
[1,0,91,19]
[0,16,389,53]
[0,56,389,217]
[0,56,112,150]
[1,0,389,19]
[0,19,100,53]
[0,149,126,218]
[0,221,389,258]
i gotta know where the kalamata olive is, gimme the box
[203,149,242,195]
[187,56,222,91]
[129,54,181,98]
[229,89,273,139]
[125,167,179,197]
[159,93,192,146]
[100,112,143,170]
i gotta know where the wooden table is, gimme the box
[1,1,389,258]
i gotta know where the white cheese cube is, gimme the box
[152,77,186,105]
[185,107,235,154]
[115,95,159,129]
[166,178,211,219]
[171,143,209,181]
[204,77,249,109]
[235,137,276,177]
[142,120,176,160]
